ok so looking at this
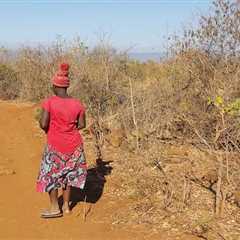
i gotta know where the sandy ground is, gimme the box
[0,101,198,240]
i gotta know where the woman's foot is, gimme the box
[62,203,71,214]
[41,207,62,218]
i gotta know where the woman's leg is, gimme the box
[62,186,71,213]
[49,189,59,211]
[40,189,62,217]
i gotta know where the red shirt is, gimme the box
[41,96,85,154]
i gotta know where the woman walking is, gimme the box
[36,63,87,218]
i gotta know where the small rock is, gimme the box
[162,222,170,229]
[0,165,16,176]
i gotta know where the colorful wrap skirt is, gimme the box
[36,145,87,192]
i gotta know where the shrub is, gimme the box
[0,64,19,100]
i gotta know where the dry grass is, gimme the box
[1,0,240,238]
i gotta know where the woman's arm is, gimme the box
[77,112,86,130]
[39,109,50,133]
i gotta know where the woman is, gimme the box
[36,63,87,218]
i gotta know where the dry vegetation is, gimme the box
[1,0,240,239]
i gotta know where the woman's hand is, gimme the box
[77,113,86,130]
[39,109,50,133]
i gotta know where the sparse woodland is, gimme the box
[1,0,240,238]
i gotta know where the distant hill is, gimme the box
[128,52,164,62]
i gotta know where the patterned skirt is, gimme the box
[36,145,87,192]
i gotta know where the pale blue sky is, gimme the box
[0,0,212,52]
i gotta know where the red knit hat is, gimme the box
[52,63,70,87]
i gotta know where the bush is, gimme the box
[0,64,19,100]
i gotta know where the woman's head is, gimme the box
[52,85,68,96]
[52,63,70,88]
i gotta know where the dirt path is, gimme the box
[0,101,197,240]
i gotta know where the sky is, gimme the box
[0,0,213,52]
